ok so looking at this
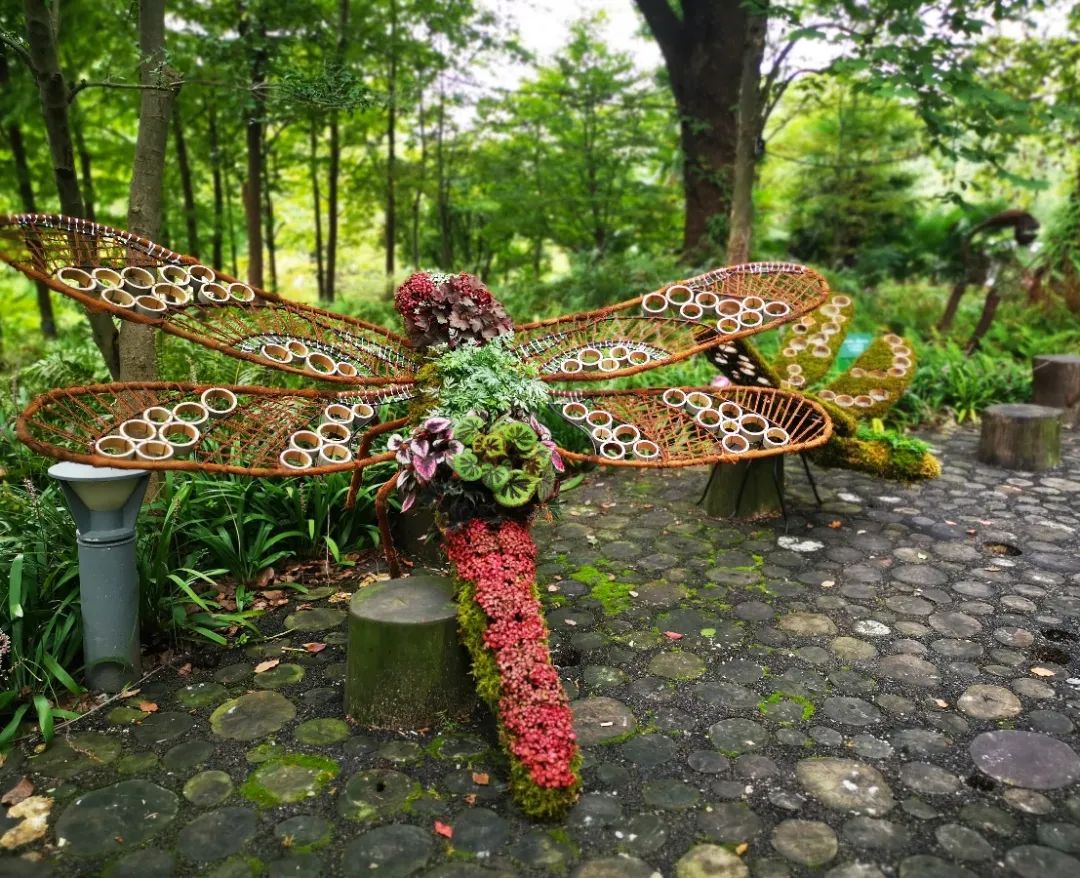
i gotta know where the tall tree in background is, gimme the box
[0,49,55,337]
[633,0,748,261]
[239,3,268,289]
[122,0,180,381]
[20,0,120,375]
[325,0,349,301]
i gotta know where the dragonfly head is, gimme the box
[394,271,513,352]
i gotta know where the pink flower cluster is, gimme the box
[445,518,579,790]
[394,271,513,350]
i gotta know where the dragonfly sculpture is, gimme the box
[0,213,835,817]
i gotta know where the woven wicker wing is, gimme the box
[16,382,413,476]
[0,214,416,385]
[514,263,829,382]
[552,386,832,468]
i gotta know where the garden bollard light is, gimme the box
[48,462,150,692]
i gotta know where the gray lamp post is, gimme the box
[49,462,150,692]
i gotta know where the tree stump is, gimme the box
[700,457,785,520]
[977,404,1062,471]
[1033,355,1080,426]
[346,572,475,728]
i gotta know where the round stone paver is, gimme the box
[970,731,1080,789]
[708,718,768,755]
[572,857,659,878]
[957,684,1022,719]
[341,824,434,877]
[772,819,838,867]
[796,758,896,816]
[176,806,257,864]
[1004,845,1080,878]
[779,612,838,635]
[283,607,345,632]
[648,651,706,680]
[899,762,961,795]
[210,691,297,741]
[183,770,235,807]
[243,754,339,805]
[675,844,749,878]
[294,718,350,745]
[572,697,637,746]
[55,780,178,857]
[337,769,416,821]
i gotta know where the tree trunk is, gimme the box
[122,0,179,383]
[725,2,767,265]
[700,457,785,520]
[1,52,56,338]
[23,0,120,375]
[1032,354,1080,426]
[325,0,349,301]
[635,0,748,262]
[262,151,278,292]
[71,104,96,222]
[327,113,340,299]
[385,0,398,281]
[241,9,267,288]
[977,404,1061,472]
[436,88,452,268]
[173,101,199,257]
[310,118,326,298]
[208,101,224,270]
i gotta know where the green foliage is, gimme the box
[430,337,551,419]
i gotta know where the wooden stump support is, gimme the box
[977,403,1062,472]
[1033,354,1080,427]
[346,572,475,728]
[700,456,785,520]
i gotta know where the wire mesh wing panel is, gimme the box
[17,382,413,476]
[0,214,417,385]
[552,386,832,467]
[515,263,830,382]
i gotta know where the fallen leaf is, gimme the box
[471,772,489,786]
[463,793,477,806]
[434,820,453,839]
[255,659,280,674]
[934,699,949,709]
[303,642,327,654]
[735,842,749,856]
[1,778,33,806]
[820,580,835,588]
[261,590,285,601]
[328,592,352,603]
[663,631,684,640]
[137,701,159,713]
[828,520,842,529]
[966,529,977,536]
[0,796,52,850]
[1031,667,1056,677]
[177,663,193,677]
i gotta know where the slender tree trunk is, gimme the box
[411,89,426,267]
[635,0,748,261]
[725,1,767,265]
[71,104,96,222]
[310,118,326,298]
[325,0,349,301]
[327,113,341,299]
[122,0,179,382]
[385,0,398,281]
[436,89,452,268]
[173,101,199,256]
[208,100,224,270]
[23,0,120,375]
[224,155,239,276]
[263,151,278,292]
[240,9,267,288]
[1,52,56,338]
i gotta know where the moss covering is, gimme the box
[240,753,340,807]
[824,335,917,419]
[771,295,856,386]
[454,577,581,819]
[811,434,941,481]
[570,564,634,616]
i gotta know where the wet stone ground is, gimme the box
[3,425,1080,878]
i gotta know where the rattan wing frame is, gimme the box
[516,263,830,383]
[552,386,832,468]
[16,382,412,477]
[0,214,418,385]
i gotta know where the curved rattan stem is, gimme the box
[375,474,402,578]
[346,417,410,508]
